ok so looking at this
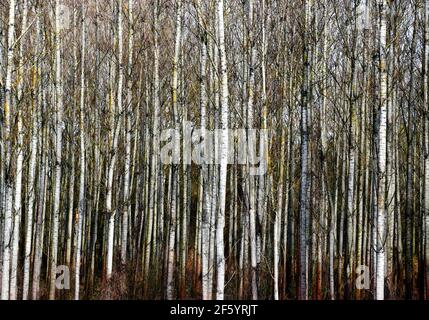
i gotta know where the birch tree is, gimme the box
[1,0,16,301]
[298,0,311,301]
[74,2,86,300]
[375,0,388,300]
[216,0,229,300]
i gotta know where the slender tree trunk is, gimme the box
[166,0,182,300]
[32,47,48,300]
[9,0,28,300]
[196,0,211,300]
[23,11,41,300]
[298,0,311,300]
[75,3,86,299]
[246,0,259,300]
[121,0,134,267]
[1,0,15,301]
[216,0,229,300]
[49,0,64,300]
[144,2,160,292]
[376,0,388,300]
[106,0,124,281]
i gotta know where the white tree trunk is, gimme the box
[1,0,15,301]
[23,12,41,300]
[299,0,311,300]
[74,4,86,299]
[9,0,28,299]
[48,0,65,300]
[166,0,182,300]
[106,0,124,280]
[32,54,48,300]
[376,0,388,301]
[274,124,286,300]
[145,1,160,283]
[216,0,229,300]
[121,0,134,267]
[196,0,211,300]
[247,0,259,300]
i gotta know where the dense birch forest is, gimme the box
[0,0,428,300]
